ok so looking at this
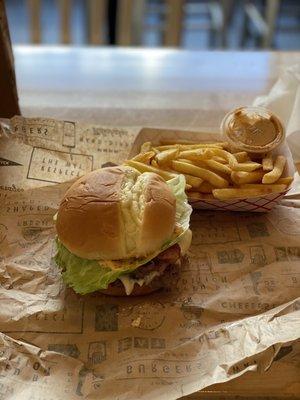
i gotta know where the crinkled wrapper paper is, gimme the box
[0,116,299,400]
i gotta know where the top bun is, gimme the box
[56,166,176,260]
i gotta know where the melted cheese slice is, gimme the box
[178,229,192,255]
[119,271,160,295]
[119,229,192,295]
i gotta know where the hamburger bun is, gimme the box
[56,166,176,260]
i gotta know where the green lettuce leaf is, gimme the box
[54,173,191,294]
[55,238,133,294]
[167,174,191,234]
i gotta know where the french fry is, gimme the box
[155,148,179,165]
[188,192,215,200]
[177,159,220,175]
[262,155,286,184]
[205,148,238,168]
[204,159,232,175]
[240,184,287,191]
[151,159,159,168]
[213,185,286,200]
[132,151,155,164]
[180,158,230,179]
[212,156,227,164]
[125,160,175,180]
[198,181,213,193]
[275,176,293,186]
[178,158,209,169]
[131,141,290,203]
[159,138,227,146]
[187,191,202,200]
[159,139,225,147]
[177,158,194,164]
[171,160,229,188]
[184,174,203,188]
[262,154,273,171]
[140,141,152,153]
[178,149,213,161]
[176,158,193,165]
[232,161,262,172]
[158,145,223,152]
[177,158,216,172]
[233,152,250,163]
[231,170,264,185]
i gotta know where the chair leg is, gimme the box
[209,28,216,48]
[108,0,117,45]
[58,0,71,44]
[220,0,235,48]
[240,2,248,47]
[262,0,280,48]
[164,0,184,47]
[86,0,107,45]
[27,0,41,43]
[132,0,146,45]
[208,1,223,48]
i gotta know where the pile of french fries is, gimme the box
[125,141,293,201]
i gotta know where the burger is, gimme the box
[54,165,192,296]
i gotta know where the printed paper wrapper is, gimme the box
[129,128,295,212]
[0,116,299,400]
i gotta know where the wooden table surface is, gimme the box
[14,46,300,129]
[13,46,300,399]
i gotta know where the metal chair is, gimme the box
[25,0,234,47]
[146,0,235,47]
[27,0,108,44]
[240,0,281,48]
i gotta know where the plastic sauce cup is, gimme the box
[221,106,285,156]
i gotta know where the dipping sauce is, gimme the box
[221,106,285,154]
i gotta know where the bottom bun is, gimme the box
[99,261,181,297]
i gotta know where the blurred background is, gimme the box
[5,0,300,49]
